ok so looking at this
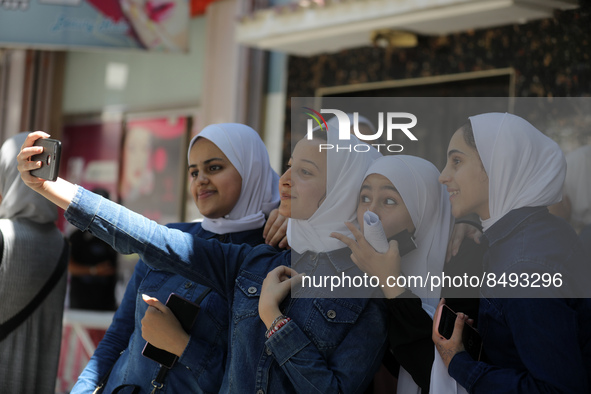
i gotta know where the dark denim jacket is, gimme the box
[449,207,591,393]
[65,187,387,393]
[71,221,266,394]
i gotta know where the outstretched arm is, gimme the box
[18,132,261,300]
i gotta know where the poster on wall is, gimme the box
[59,118,123,231]
[120,113,191,224]
[0,0,190,52]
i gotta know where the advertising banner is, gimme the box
[120,113,190,224]
[0,0,190,52]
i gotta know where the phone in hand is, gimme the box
[436,304,483,361]
[31,138,61,181]
[388,229,417,257]
[142,293,201,368]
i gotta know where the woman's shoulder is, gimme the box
[166,221,203,233]
[166,221,269,248]
[518,209,580,253]
[448,239,486,270]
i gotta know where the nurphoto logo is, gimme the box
[303,108,418,153]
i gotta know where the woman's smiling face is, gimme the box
[188,138,242,219]
[278,138,327,220]
[439,127,490,220]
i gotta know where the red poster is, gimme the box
[120,115,190,224]
[60,120,123,230]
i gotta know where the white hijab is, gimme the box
[0,132,57,223]
[187,123,280,234]
[363,155,453,305]
[564,144,591,230]
[470,113,566,232]
[288,125,382,254]
[365,155,456,394]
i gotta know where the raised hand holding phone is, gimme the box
[16,131,77,210]
[30,137,61,181]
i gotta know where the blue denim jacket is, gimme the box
[65,187,388,393]
[448,207,591,393]
[71,221,267,394]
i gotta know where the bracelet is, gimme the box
[269,315,287,329]
[265,316,291,339]
[266,317,291,339]
[265,315,286,338]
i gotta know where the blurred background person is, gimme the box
[549,144,591,257]
[0,132,68,393]
[68,187,118,311]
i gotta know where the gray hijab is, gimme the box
[0,132,57,223]
[0,132,64,325]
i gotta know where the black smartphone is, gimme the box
[436,304,482,361]
[31,138,61,181]
[142,293,201,368]
[388,229,417,257]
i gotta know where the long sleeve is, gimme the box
[449,298,589,393]
[64,186,274,300]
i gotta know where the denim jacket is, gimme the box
[65,187,388,393]
[448,207,591,393]
[71,221,266,394]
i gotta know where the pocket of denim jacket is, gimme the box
[303,298,363,349]
[201,290,230,329]
[233,274,264,321]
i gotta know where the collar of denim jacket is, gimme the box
[290,246,355,273]
[482,206,547,247]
